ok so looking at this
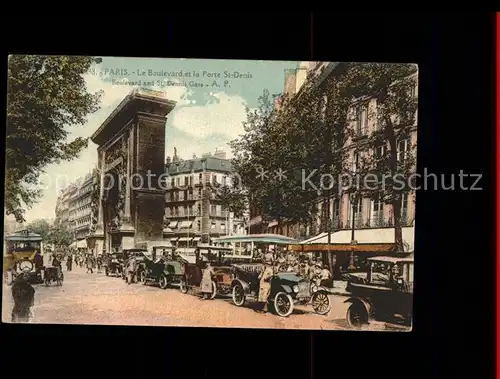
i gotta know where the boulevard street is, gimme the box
[2,266,389,330]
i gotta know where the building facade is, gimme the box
[164,148,246,250]
[253,61,417,251]
[55,173,94,252]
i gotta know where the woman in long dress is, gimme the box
[200,262,216,300]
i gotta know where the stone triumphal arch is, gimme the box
[88,89,176,254]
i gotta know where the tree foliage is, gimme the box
[26,219,51,240]
[6,55,103,222]
[47,223,74,247]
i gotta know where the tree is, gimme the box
[47,223,73,247]
[26,219,51,240]
[6,55,103,222]
[230,90,320,234]
[211,180,247,219]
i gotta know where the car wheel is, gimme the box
[159,274,169,289]
[273,292,294,317]
[179,277,188,294]
[311,291,331,315]
[232,284,245,306]
[210,281,217,299]
[346,303,369,328]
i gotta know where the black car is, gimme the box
[230,263,331,317]
[344,256,414,329]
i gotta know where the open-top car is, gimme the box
[344,256,414,329]
[230,263,332,317]
[139,247,184,289]
[178,246,234,299]
[105,252,124,277]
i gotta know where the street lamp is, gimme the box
[348,192,358,271]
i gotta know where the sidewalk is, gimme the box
[330,280,350,296]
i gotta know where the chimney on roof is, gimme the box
[172,147,179,162]
[213,149,226,160]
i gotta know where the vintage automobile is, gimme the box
[4,230,44,285]
[121,249,148,281]
[230,263,332,317]
[44,266,64,286]
[344,256,414,329]
[105,252,124,277]
[178,246,234,299]
[139,250,184,289]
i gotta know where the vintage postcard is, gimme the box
[4,56,416,331]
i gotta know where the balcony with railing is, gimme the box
[346,213,364,229]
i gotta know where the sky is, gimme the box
[21,56,299,223]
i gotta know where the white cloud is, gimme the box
[169,92,247,140]
[22,74,244,223]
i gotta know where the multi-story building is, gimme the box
[253,61,417,255]
[55,172,94,252]
[164,148,246,251]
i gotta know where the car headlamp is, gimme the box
[293,285,299,293]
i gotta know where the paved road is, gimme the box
[2,265,390,331]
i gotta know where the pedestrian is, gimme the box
[256,252,274,313]
[200,260,216,300]
[126,253,137,284]
[320,264,333,288]
[66,254,72,272]
[96,256,102,273]
[277,252,287,272]
[86,255,93,274]
[11,273,35,323]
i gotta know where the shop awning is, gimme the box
[170,237,179,242]
[163,227,174,233]
[69,241,77,248]
[192,237,201,242]
[179,221,193,228]
[168,222,178,228]
[178,237,193,242]
[289,243,396,253]
[76,240,87,248]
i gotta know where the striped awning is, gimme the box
[178,237,193,242]
[168,222,178,228]
[179,221,193,228]
[76,240,87,248]
[192,237,201,242]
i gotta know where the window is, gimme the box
[171,178,175,187]
[197,220,201,230]
[401,193,408,214]
[211,222,216,230]
[397,138,410,161]
[184,176,188,186]
[210,205,217,215]
[222,175,227,186]
[355,104,368,135]
[221,223,226,231]
[352,152,360,173]
[373,196,383,213]
[375,144,386,159]
[188,190,193,200]
[176,177,180,186]
[197,204,201,215]
[212,174,218,185]
[179,191,184,201]
[198,173,203,183]
[353,198,363,215]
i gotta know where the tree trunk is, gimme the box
[384,116,404,252]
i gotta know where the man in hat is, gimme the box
[11,273,35,323]
[320,264,333,288]
[257,252,275,313]
[308,258,318,281]
[200,259,216,300]
[298,256,309,277]
[125,253,138,284]
[277,252,287,272]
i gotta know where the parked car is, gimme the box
[178,246,234,299]
[105,252,124,277]
[230,263,332,317]
[344,256,414,329]
[140,252,184,289]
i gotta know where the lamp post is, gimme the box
[348,193,358,271]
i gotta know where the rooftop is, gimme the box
[166,156,232,175]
